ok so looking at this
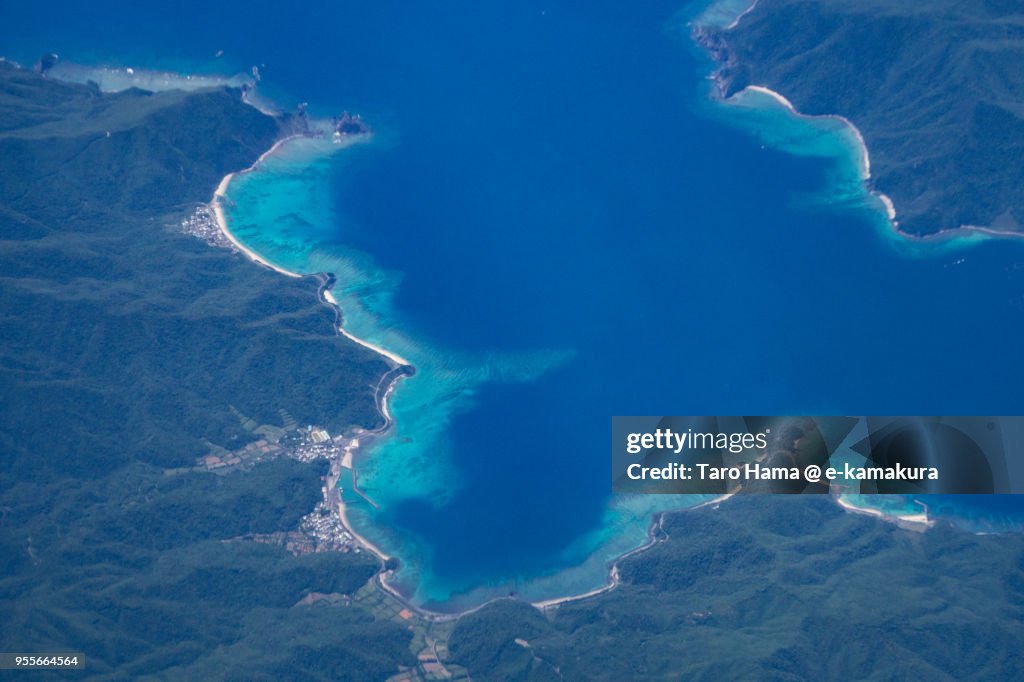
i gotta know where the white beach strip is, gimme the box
[834,494,933,531]
[531,567,621,610]
[213,137,412,371]
[725,0,760,30]
[736,84,905,226]
[337,497,393,561]
[337,326,411,367]
[214,135,413,368]
[212,187,301,278]
[743,84,797,112]
[878,192,897,221]
[532,494,735,611]
[378,379,398,422]
[323,288,411,366]
[210,137,305,279]
[742,85,873,181]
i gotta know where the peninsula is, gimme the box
[695,0,1024,236]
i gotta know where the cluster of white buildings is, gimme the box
[179,205,233,249]
[289,427,345,463]
[299,501,355,551]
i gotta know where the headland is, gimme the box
[693,0,1024,237]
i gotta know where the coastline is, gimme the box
[209,129,414,573]
[326,289,411,366]
[211,136,305,279]
[692,4,961,542]
[834,494,933,532]
[207,65,956,621]
[696,2,1024,243]
[338,501,391,557]
[337,488,393,561]
[356,494,737,624]
[722,89,1024,243]
[209,124,945,623]
[736,85,897,223]
[531,493,733,611]
[724,0,759,30]
[211,135,412,371]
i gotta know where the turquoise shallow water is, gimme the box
[6,0,1024,611]
[222,136,720,608]
[218,27,1024,606]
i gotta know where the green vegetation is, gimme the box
[0,458,416,679]
[449,497,1024,679]
[0,60,389,477]
[699,0,1024,235]
[0,61,409,678]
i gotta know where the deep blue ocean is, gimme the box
[5,0,1024,610]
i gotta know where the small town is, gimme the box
[178,204,235,249]
[196,408,367,555]
[241,499,357,556]
[193,414,470,679]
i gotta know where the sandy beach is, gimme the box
[742,85,872,180]
[337,497,393,561]
[339,324,411,367]
[877,193,897,221]
[209,132,415,574]
[212,134,415,375]
[835,494,932,531]
[532,566,621,610]
[725,0,759,30]
[532,494,734,611]
[210,137,304,279]
[734,84,906,231]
